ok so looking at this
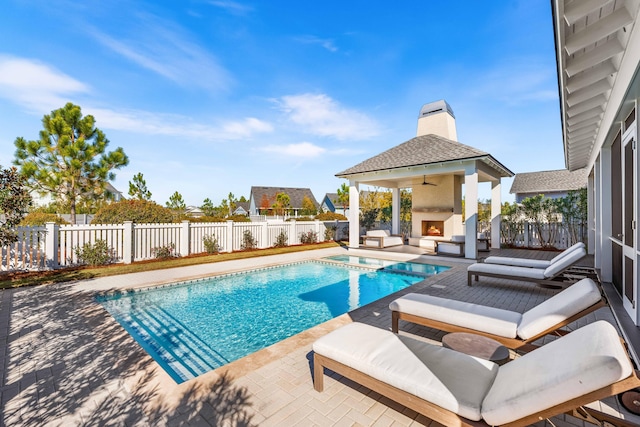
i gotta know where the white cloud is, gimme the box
[207,1,254,15]
[294,35,338,52]
[260,142,326,158]
[277,93,380,140]
[87,14,233,93]
[90,107,273,140]
[0,55,90,112]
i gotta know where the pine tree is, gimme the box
[13,103,128,224]
[128,172,152,200]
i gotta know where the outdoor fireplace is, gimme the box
[422,220,444,237]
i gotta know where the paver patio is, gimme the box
[0,246,636,426]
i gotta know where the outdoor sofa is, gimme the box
[313,320,640,426]
[467,246,587,287]
[361,229,404,248]
[389,277,605,350]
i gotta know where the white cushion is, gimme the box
[367,230,390,237]
[484,256,551,269]
[468,263,547,280]
[517,278,602,339]
[543,247,586,278]
[389,293,521,338]
[313,323,498,421]
[384,236,404,247]
[451,235,465,242]
[482,321,633,425]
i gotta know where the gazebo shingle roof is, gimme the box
[336,134,512,176]
[509,168,588,194]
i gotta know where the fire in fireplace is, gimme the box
[422,220,444,236]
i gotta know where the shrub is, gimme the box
[152,243,176,259]
[240,230,257,250]
[315,212,347,221]
[227,214,251,222]
[203,234,220,254]
[287,216,314,222]
[324,226,336,241]
[299,230,318,244]
[93,200,174,224]
[74,239,113,266]
[273,230,288,248]
[20,212,69,226]
[189,215,226,223]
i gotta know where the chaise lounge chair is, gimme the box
[483,242,585,268]
[389,277,605,350]
[313,320,640,427]
[467,245,587,287]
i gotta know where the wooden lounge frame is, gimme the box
[313,352,640,427]
[391,297,608,351]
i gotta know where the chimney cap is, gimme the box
[418,100,455,119]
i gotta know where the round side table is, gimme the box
[442,332,510,364]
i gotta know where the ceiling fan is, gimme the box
[421,175,437,186]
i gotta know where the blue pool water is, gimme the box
[97,261,424,383]
[324,255,450,276]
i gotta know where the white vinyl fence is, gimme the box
[1,220,349,272]
[500,221,587,249]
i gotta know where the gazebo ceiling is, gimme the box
[553,0,640,171]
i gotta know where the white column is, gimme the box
[464,163,478,259]
[594,157,601,265]
[600,147,612,281]
[587,170,595,254]
[391,187,400,235]
[491,180,501,250]
[348,180,360,248]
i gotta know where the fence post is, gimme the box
[523,222,530,248]
[123,221,133,264]
[261,221,269,249]
[45,222,59,270]
[226,221,234,252]
[289,220,296,245]
[315,220,321,241]
[180,220,190,257]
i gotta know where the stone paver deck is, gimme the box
[1,246,637,426]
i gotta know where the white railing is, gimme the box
[500,222,586,249]
[1,220,349,272]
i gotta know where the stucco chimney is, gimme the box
[416,100,457,141]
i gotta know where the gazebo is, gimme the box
[336,100,514,259]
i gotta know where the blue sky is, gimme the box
[0,1,562,207]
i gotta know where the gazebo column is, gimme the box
[464,164,478,259]
[391,188,400,235]
[348,180,360,249]
[491,180,501,250]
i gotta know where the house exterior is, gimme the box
[248,186,319,216]
[336,100,513,258]
[233,202,250,216]
[30,182,124,207]
[510,168,588,202]
[320,193,339,214]
[552,0,640,342]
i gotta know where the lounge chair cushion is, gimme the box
[481,321,632,425]
[483,242,585,269]
[542,247,587,278]
[484,256,551,269]
[517,278,602,339]
[468,263,547,280]
[313,322,499,421]
[367,230,391,238]
[389,293,521,338]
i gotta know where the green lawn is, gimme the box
[0,241,342,289]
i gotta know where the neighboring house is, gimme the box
[233,202,249,216]
[248,186,319,216]
[30,182,125,207]
[184,206,204,218]
[509,168,588,202]
[320,191,372,215]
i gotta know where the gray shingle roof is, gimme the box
[335,134,512,176]
[509,168,588,194]
[250,186,319,209]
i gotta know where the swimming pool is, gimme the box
[97,261,425,383]
[323,255,450,276]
